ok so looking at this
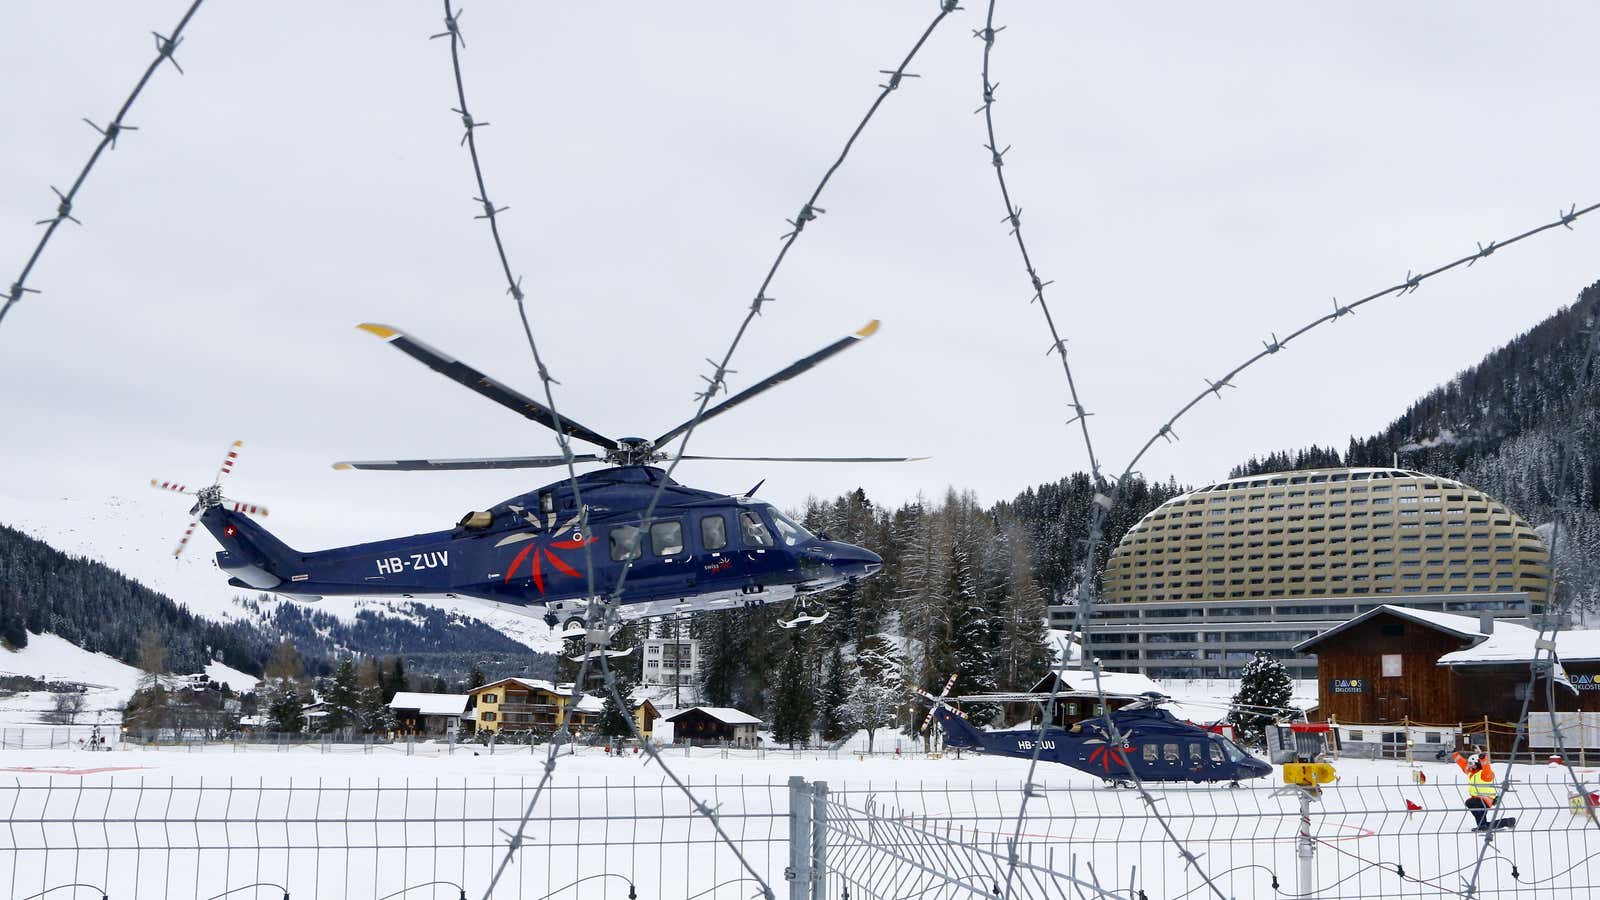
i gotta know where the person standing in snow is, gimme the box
[1453,749,1499,830]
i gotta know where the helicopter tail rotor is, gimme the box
[151,440,271,557]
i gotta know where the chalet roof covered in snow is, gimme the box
[387,692,470,716]
[663,706,761,725]
[1438,627,1600,666]
[1029,669,1165,699]
[1292,604,1493,652]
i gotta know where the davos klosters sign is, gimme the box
[1330,678,1367,694]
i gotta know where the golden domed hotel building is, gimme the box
[1053,467,1551,679]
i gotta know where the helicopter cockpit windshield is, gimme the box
[768,509,815,547]
[1217,736,1250,763]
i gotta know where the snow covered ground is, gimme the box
[2,739,1598,898]
[0,632,143,733]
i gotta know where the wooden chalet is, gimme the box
[662,707,761,746]
[1023,670,1167,728]
[1294,605,1600,752]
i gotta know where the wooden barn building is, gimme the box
[662,707,761,746]
[1294,605,1600,753]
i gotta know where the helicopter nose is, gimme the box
[838,543,882,579]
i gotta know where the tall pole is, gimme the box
[1296,787,1315,896]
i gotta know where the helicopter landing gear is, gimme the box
[778,597,830,630]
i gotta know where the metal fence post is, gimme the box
[1296,787,1316,897]
[810,780,829,900]
[787,776,812,900]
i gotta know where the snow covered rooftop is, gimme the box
[1287,603,1600,666]
[1031,669,1166,699]
[1293,604,1495,652]
[388,692,470,716]
[474,677,561,695]
[1438,627,1600,666]
[663,706,762,725]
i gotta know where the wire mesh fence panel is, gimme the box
[816,777,1600,899]
[0,775,788,900]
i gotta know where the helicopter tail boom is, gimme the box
[201,506,301,590]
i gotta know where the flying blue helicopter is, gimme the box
[151,321,919,630]
[920,677,1273,786]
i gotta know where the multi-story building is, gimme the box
[641,637,700,687]
[1050,467,1551,679]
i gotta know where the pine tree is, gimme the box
[265,681,306,733]
[698,611,744,708]
[816,646,857,742]
[1230,651,1294,745]
[468,664,487,690]
[994,520,1053,700]
[356,658,395,734]
[323,657,359,733]
[384,656,409,701]
[770,633,815,748]
[0,583,26,649]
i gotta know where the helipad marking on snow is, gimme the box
[0,765,150,776]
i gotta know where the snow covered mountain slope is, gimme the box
[1,492,564,654]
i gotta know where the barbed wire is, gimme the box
[970,4,1600,892]
[528,4,967,893]
[0,0,206,331]
[432,1,964,894]
[1050,203,1598,900]
[605,0,965,613]
[419,4,692,897]
[1460,290,1600,897]
[970,5,1228,899]
[563,3,965,892]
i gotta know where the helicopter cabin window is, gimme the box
[701,515,728,551]
[769,509,815,547]
[651,521,684,556]
[539,492,554,515]
[610,525,643,561]
[1188,743,1204,766]
[458,510,493,530]
[1163,743,1181,764]
[1143,744,1159,763]
[1209,741,1226,764]
[739,511,774,548]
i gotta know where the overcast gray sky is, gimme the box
[3,1,1598,556]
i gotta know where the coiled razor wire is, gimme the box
[1459,289,1600,898]
[0,0,206,330]
[463,2,967,897]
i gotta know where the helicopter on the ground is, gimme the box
[151,321,919,630]
[920,677,1274,786]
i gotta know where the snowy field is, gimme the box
[3,739,1599,899]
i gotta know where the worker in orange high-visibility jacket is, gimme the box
[1453,749,1499,830]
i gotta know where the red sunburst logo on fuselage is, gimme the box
[503,534,599,594]
[1087,743,1130,773]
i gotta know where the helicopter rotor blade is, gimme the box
[653,319,880,449]
[150,478,196,495]
[355,323,619,452]
[172,515,201,558]
[679,455,928,463]
[332,454,601,472]
[213,439,245,483]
